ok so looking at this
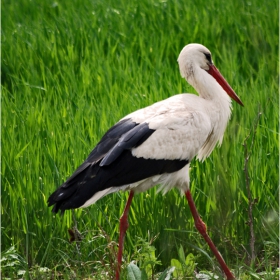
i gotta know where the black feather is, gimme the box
[100,122,154,166]
[48,150,189,213]
[48,118,189,213]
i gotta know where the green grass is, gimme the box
[2,0,278,279]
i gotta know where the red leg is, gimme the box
[115,191,134,280]
[185,189,235,280]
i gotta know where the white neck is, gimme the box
[188,65,233,160]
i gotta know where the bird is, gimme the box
[48,43,243,280]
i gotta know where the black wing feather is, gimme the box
[100,122,154,166]
[87,118,138,163]
[49,150,189,213]
[59,118,138,184]
[48,118,189,213]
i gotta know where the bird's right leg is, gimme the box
[115,190,134,280]
[185,189,235,280]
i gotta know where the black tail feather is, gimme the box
[48,151,189,214]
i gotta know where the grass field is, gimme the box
[2,0,278,279]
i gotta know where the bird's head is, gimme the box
[177,43,244,106]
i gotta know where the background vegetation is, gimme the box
[2,0,278,279]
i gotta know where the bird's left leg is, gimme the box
[115,190,134,280]
[185,189,235,280]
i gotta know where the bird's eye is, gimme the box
[204,53,212,64]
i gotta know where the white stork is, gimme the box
[48,43,243,280]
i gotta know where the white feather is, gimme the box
[80,187,114,208]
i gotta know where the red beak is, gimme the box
[207,64,244,106]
